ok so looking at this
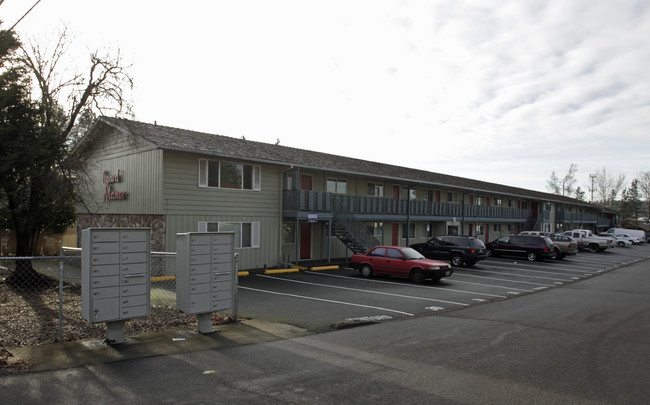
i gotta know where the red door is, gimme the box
[300,222,311,259]
[392,223,399,245]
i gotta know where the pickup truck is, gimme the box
[562,230,613,252]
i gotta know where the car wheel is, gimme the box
[617,241,625,247]
[588,244,599,253]
[360,265,373,278]
[486,248,493,257]
[550,247,560,260]
[451,255,464,267]
[526,251,538,261]
[410,269,426,284]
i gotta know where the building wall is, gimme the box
[161,150,284,270]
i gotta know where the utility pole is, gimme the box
[589,173,596,202]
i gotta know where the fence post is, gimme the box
[58,241,64,342]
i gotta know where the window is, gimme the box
[425,223,433,238]
[401,223,415,239]
[447,191,459,203]
[476,196,485,206]
[367,183,384,197]
[424,189,434,202]
[508,224,514,232]
[475,224,485,236]
[199,159,261,190]
[367,222,383,237]
[403,187,416,200]
[387,248,403,259]
[327,179,347,194]
[493,224,501,232]
[198,221,260,248]
[447,225,459,235]
[283,221,296,244]
[494,198,502,207]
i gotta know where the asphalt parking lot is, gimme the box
[237,243,650,331]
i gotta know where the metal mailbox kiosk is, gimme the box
[81,228,151,343]
[176,232,235,333]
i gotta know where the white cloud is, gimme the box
[3,0,649,195]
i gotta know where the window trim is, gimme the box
[198,159,261,191]
[198,221,260,249]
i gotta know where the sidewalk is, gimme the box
[8,319,309,373]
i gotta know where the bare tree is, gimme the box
[593,167,626,208]
[637,171,650,220]
[547,163,578,196]
[1,25,133,287]
[20,26,133,143]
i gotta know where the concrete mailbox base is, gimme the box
[106,320,126,344]
[197,313,215,334]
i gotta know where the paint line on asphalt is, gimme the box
[459,268,572,282]
[305,271,509,299]
[257,274,471,306]
[452,273,555,287]
[238,286,415,316]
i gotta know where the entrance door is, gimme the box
[300,222,311,259]
[392,223,399,246]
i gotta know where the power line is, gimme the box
[7,0,42,32]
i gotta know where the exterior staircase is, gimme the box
[331,196,380,254]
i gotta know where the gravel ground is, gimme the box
[0,265,227,373]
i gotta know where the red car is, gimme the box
[348,246,453,283]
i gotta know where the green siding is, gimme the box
[162,151,284,270]
[79,129,163,215]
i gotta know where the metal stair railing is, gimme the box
[331,195,380,254]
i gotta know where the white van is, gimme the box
[603,228,646,244]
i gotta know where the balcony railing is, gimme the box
[283,190,532,220]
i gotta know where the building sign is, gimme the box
[103,170,127,201]
[308,212,318,223]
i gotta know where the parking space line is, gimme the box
[305,271,508,299]
[238,286,415,316]
[446,279,532,292]
[459,268,575,282]
[452,273,555,287]
[257,274,470,306]
[478,263,590,276]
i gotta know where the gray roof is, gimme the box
[91,116,606,208]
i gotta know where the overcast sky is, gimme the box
[3,0,649,195]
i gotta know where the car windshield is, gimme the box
[401,247,425,260]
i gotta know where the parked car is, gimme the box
[348,246,453,283]
[485,235,555,261]
[549,234,579,259]
[409,235,488,267]
[518,231,553,237]
[562,230,612,252]
[612,234,634,247]
[603,228,646,244]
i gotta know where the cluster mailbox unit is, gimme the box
[81,228,151,343]
[176,232,236,333]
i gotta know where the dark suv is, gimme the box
[485,235,554,261]
[410,235,488,267]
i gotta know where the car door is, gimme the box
[384,248,408,276]
[420,237,445,260]
[492,236,512,255]
[366,247,388,274]
[438,236,454,260]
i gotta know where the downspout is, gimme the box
[406,185,411,246]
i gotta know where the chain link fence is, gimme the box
[0,248,235,351]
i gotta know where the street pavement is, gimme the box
[1,259,649,404]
